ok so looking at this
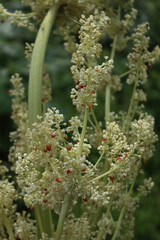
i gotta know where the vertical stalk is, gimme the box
[96,197,113,240]
[28,3,59,237]
[76,109,89,160]
[111,174,137,240]
[123,40,144,131]
[55,194,72,240]
[34,206,44,237]
[2,211,16,240]
[28,3,59,128]
[90,108,101,132]
[111,206,125,240]
[105,84,111,123]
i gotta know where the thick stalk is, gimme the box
[2,211,15,240]
[55,194,72,240]
[28,3,59,128]
[34,206,44,237]
[28,3,59,237]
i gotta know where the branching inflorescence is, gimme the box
[0,0,160,240]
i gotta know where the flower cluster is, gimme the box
[14,212,37,240]
[16,108,95,213]
[105,0,137,51]
[0,3,35,31]
[0,178,17,238]
[8,74,28,166]
[127,23,160,86]
[71,12,113,111]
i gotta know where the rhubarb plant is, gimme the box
[0,1,160,240]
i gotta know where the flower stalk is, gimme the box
[2,211,16,240]
[55,194,72,240]
[28,3,59,128]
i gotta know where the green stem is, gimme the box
[96,195,113,240]
[124,75,138,127]
[90,108,101,132]
[105,35,117,123]
[94,151,105,168]
[28,3,59,128]
[76,109,89,159]
[111,174,137,240]
[92,142,138,183]
[35,206,44,237]
[2,211,15,240]
[119,70,132,79]
[41,208,54,237]
[110,34,118,61]
[55,194,72,240]
[91,207,103,226]
[111,206,125,240]
[105,85,111,123]
[124,39,144,131]
[91,166,118,182]
[5,11,34,18]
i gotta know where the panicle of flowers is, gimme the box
[55,0,102,54]
[98,122,130,162]
[96,125,135,185]
[22,0,54,20]
[8,74,28,165]
[15,108,94,213]
[122,23,160,128]
[9,73,27,126]
[25,42,35,61]
[14,211,37,240]
[130,114,158,160]
[61,213,94,240]
[127,23,160,86]
[0,178,18,238]
[0,3,35,31]
[97,213,115,236]
[71,12,113,111]
[0,180,17,215]
[0,160,9,178]
[39,232,54,240]
[67,116,83,142]
[105,0,137,51]
[137,177,154,197]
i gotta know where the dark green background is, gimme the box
[0,1,160,239]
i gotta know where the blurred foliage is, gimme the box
[0,0,160,239]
